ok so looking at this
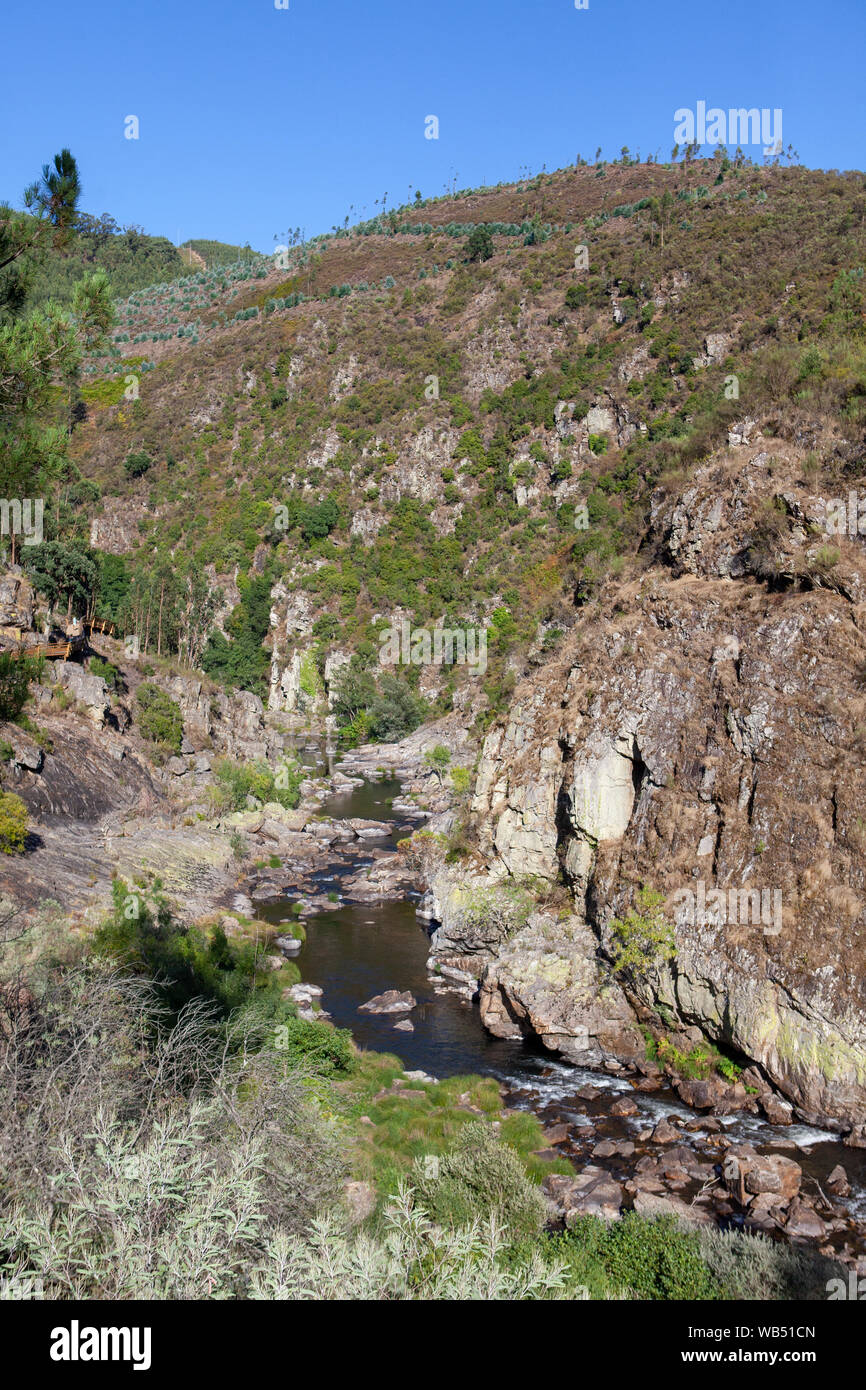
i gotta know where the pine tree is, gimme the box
[0,151,113,521]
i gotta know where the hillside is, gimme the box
[3,153,866,1279]
[56,157,866,734]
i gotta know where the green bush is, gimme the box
[367,674,427,743]
[124,449,153,478]
[94,883,293,1020]
[0,791,28,854]
[0,652,38,721]
[698,1228,846,1301]
[553,1213,721,1300]
[412,1121,547,1239]
[610,886,676,977]
[466,226,494,262]
[135,682,183,753]
[273,1015,354,1077]
[211,756,302,812]
[89,656,120,689]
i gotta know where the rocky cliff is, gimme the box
[430,428,866,1133]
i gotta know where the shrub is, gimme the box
[466,226,494,263]
[367,674,427,742]
[0,652,38,721]
[135,683,183,753]
[211,757,302,813]
[412,1122,547,1239]
[609,886,676,977]
[698,1228,847,1301]
[124,449,153,478]
[0,791,28,854]
[0,957,345,1299]
[423,744,451,781]
[450,765,472,796]
[273,1016,354,1077]
[251,1183,567,1300]
[89,656,120,689]
[554,1213,721,1300]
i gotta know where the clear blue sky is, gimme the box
[2,0,864,250]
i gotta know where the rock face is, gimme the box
[167,675,276,760]
[0,569,35,635]
[446,447,866,1130]
[477,913,643,1067]
[52,662,109,726]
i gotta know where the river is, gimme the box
[261,755,866,1244]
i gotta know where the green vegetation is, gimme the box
[88,656,121,689]
[0,878,848,1301]
[94,882,301,1020]
[466,225,494,262]
[610,887,676,977]
[0,791,28,853]
[210,755,302,812]
[135,682,184,754]
[201,572,273,696]
[413,1120,547,1238]
[332,662,428,746]
[1,150,113,524]
[123,449,153,478]
[0,652,40,721]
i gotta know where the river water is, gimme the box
[267,758,866,1237]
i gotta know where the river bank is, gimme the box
[243,750,866,1271]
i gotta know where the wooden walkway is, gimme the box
[8,618,116,662]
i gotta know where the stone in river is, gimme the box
[610,1095,638,1117]
[358,989,417,1014]
[826,1164,850,1197]
[540,1123,571,1145]
[651,1117,682,1145]
[393,1019,414,1032]
[784,1198,826,1241]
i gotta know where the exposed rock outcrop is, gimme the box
[434,448,866,1130]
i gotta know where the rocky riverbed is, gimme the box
[4,698,865,1267]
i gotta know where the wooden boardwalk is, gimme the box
[7,618,116,662]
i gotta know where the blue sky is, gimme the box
[2,0,864,250]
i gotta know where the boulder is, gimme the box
[261,803,309,831]
[6,728,43,772]
[358,989,416,1014]
[760,1092,794,1126]
[632,1192,714,1228]
[344,1180,377,1226]
[722,1151,802,1205]
[826,1164,850,1197]
[674,1077,747,1114]
[53,661,109,726]
[651,1118,681,1145]
[784,1198,826,1241]
[544,1168,623,1223]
